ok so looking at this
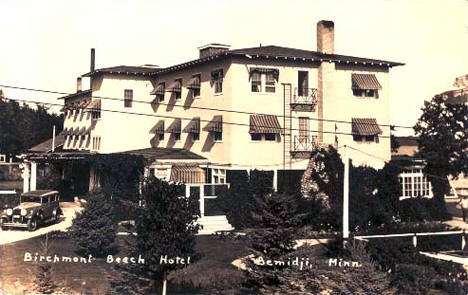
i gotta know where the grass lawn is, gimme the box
[0,234,252,294]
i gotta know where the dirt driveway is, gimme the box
[0,202,82,245]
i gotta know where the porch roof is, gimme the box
[122,147,206,160]
[28,133,66,153]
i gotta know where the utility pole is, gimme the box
[52,125,56,152]
[343,145,349,245]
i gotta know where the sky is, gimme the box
[0,0,467,136]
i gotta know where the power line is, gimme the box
[0,84,415,130]
[4,96,396,139]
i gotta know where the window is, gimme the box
[158,133,164,141]
[353,135,378,142]
[91,109,101,120]
[174,79,182,100]
[156,83,165,102]
[299,117,309,142]
[250,71,276,93]
[211,70,223,93]
[191,74,201,97]
[92,136,101,151]
[265,133,276,141]
[399,168,432,199]
[212,168,226,184]
[251,72,261,92]
[173,133,181,141]
[192,133,200,141]
[214,132,222,141]
[353,89,378,98]
[351,74,381,98]
[124,89,133,107]
[251,133,262,141]
[298,71,309,96]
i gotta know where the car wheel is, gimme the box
[27,219,38,231]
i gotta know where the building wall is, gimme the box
[63,95,92,150]
[151,59,233,165]
[91,74,156,153]
[324,64,391,168]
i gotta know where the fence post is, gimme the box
[412,233,417,248]
[462,230,466,251]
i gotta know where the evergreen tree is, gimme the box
[33,234,57,294]
[70,192,116,257]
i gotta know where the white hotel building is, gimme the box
[26,21,403,227]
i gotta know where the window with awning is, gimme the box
[183,117,200,134]
[166,80,182,93]
[187,75,201,90]
[84,99,101,112]
[351,74,382,90]
[249,115,282,134]
[204,115,223,133]
[352,118,382,142]
[169,165,206,184]
[249,68,279,81]
[150,83,165,95]
[150,120,165,135]
[166,118,181,133]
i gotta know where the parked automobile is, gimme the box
[0,190,62,231]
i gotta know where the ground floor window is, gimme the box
[212,168,226,184]
[398,168,432,198]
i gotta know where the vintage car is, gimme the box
[0,190,62,231]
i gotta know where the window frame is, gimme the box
[191,74,201,98]
[124,89,133,108]
[211,69,223,94]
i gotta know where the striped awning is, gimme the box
[84,99,101,112]
[166,118,181,133]
[183,117,200,133]
[351,74,382,90]
[63,127,72,136]
[249,68,279,80]
[249,115,282,134]
[352,118,383,136]
[150,120,165,135]
[169,165,206,184]
[76,126,91,136]
[166,80,182,93]
[187,76,200,89]
[204,115,223,132]
[150,83,165,95]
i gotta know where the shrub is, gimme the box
[398,197,451,222]
[70,192,116,257]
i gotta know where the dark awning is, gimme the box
[63,127,72,136]
[150,120,165,135]
[169,165,206,184]
[183,117,200,133]
[166,80,182,93]
[249,68,279,80]
[84,99,101,112]
[352,118,383,136]
[249,115,282,134]
[150,83,165,95]
[187,76,200,89]
[204,115,223,132]
[351,74,382,90]
[77,126,91,136]
[166,118,181,133]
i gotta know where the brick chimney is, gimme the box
[198,43,230,59]
[76,77,82,92]
[317,20,334,54]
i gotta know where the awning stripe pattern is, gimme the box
[249,115,282,134]
[150,120,165,135]
[249,68,279,80]
[150,83,165,95]
[169,165,206,184]
[166,118,181,133]
[351,74,382,90]
[166,80,182,93]
[351,118,383,136]
[84,99,101,112]
[187,76,200,89]
[183,117,200,133]
[204,115,223,132]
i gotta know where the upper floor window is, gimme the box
[188,74,201,98]
[167,79,182,100]
[211,69,223,93]
[351,73,381,99]
[124,89,133,107]
[250,68,278,93]
[351,118,382,143]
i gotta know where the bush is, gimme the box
[70,192,116,257]
[398,197,451,222]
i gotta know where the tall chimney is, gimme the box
[90,48,95,72]
[317,20,334,54]
[77,77,82,92]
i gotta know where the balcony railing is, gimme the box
[293,135,318,152]
[291,87,318,111]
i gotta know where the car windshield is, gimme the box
[21,196,42,203]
